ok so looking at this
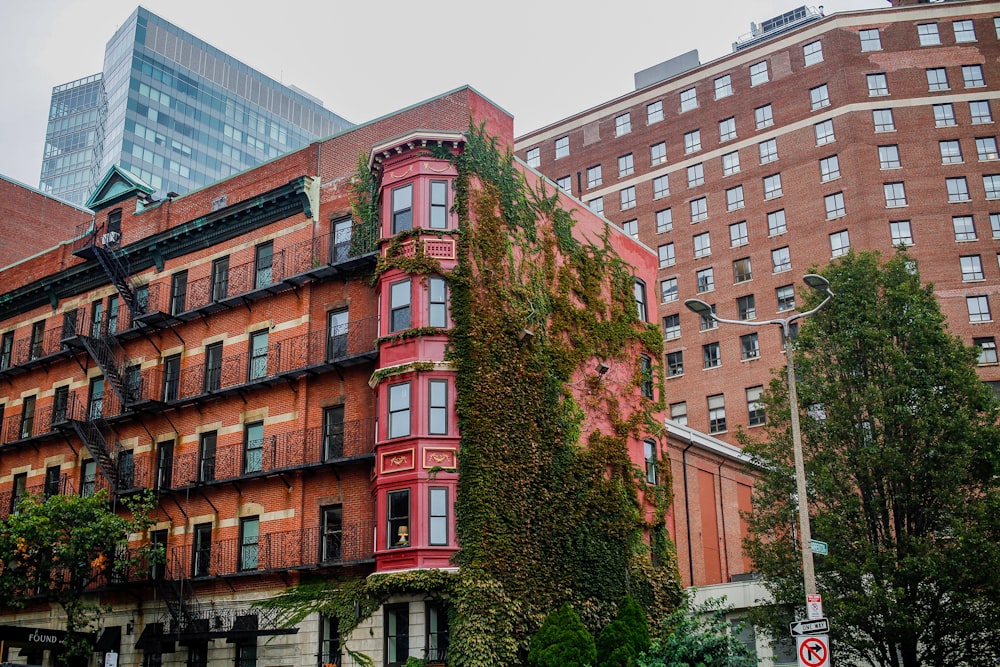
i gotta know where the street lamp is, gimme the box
[685,273,834,603]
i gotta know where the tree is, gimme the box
[596,596,650,667]
[743,251,1000,667]
[637,596,756,667]
[0,489,160,664]
[528,603,597,667]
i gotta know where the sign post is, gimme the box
[796,634,830,667]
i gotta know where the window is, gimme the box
[726,186,745,211]
[430,181,449,229]
[764,246,790,276]
[703,342,721,368]
[934,103,957,127]
[658,243,675,268]
[750,61,769,86]
[389,279,411,332]
[322,405,345,460]
[155,440,173,491]
[254,241,274,288]
[759,138,778,164]
[741,333,760,360]
[815,120,835,145]
[690,197,708,222]
[239,516,259,571]
[50,385,68,426]
[670,401,687,424]
[715,75,733,99]
[651,142,666,165]
[525,147,540,168]
[684,129,701,154]
[666,351,684,377]
[79,458,96,497]
[970,100,993,124]
[776,284,795,311]
[873,109,895,132]
[429,487,449,546]
[763,174,783,199]
[992,213,1000,238]
[750,105,774,132]
[985,174,1000,199]
[170,271,188,315]
[640,354,654,398]
[954,19,976,42]
[809,84,830,111]
[967,295,992,322]
[387,490,410,548]
[385,604,410,667]
[429,277,448,328]
[879,145,901,169]
[0,331,12,370]
[656,208,673,233]
[977,137,999,161]
[204,342,222,392]
[819,155,840,182]
[555,136,569,159]
[660,277,677,303]
[323,309,349,362]
[890,221,913,246]
[589,198,604,215]
[747,386,766,426]
[44,465,62,498]
[729,260,752,289]
[647,100,664,124]
[738,294,756,320]
[27,320,44,361]
[719,117,737,142]
[722,151,741,176]
[192,523,212,577]
[620,186,636,210]
[618,153,634,178]
[248,330,268,380]
[688,163,704,188]
[160,354,179,403]
[235,640,256,667]
[953,216,977,240]
[860,28,881,51]
[9,472,26,514]
[663,314,680,340]
[963,65,985,88]
[801,39,823,66]
[388,382,411,438]
[210,256,229,301]
[996,16,1000,38]
[961,255,985,281]
[825,192,846,219]
[635,279,649,319]
[730,221,749,247]
[586,165,602,189]
[653,175,670,199]
[947,177,971,202]
[622,219,638,239]
[555,176,571,193]
[615,113,631,136]
[243,422,264,474]
[708,394,726,433]
[918,23,941,46]
[321,506,343,562]
[976,337,998,364]
[696,267,715,293]
[936,140,963,165]
[429,379,448,435]
[90,300,103,338]
[642,440,659,484]
[680,88,698,112]
[694,232,712,258]
[426,602,450,663]
[830,230,851,257]
[198,431,216,482]
[884,182,907,207]
[925,69,951,95]
[88,377,104,420]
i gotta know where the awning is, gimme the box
[134,623,175,654]
[95,626,121,653]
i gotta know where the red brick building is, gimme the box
[0,175,91,269]
[516,0,1000,445]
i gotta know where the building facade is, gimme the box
[0,175,92,269]
[39,7,352,207]
[515,0,1000,442]
[0,86,713,667]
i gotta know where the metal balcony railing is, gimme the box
[0,473,74,521]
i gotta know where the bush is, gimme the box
[528,603,597,667]
[597,596,650,666]
[638,596,755,667]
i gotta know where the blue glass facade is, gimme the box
[39,74,106,206]
[40,7,352,206]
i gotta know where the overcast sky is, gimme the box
[0,0,887,190]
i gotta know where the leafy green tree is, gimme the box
[743,251,1000,667]
[528,603,597,667]
[638,596,755,667]
[0,489,160,664]
[596,596,650,667]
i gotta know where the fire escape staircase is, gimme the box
[157,564,200,637]
[89,239,143,318]
[65,417,117,490]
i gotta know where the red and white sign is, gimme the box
[806,593,823,620]
[797,634,830,667]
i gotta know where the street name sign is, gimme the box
[810,539,829,555]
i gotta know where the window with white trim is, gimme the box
[810,84,830,111]
[884,182,907,207]
[830,230,851,257]
[719,117,737,142]
[961,255,985,281]
[927,68,949,91]
[656,208,673,233]
[967,295,992,322]
[696,267,715,293]
[953,215,977,241]
[874,109,895,132]
[815,119,835,145]
[707,394,726,432]
[684,129,701,154]
[730,221,749,247]
[653,175,670,199]
[759,138,778,163]
[860,28,881,51]
[750,61,769,86]
[947,177,970,202]
[694,232,711,258]
[940,140,963,164]
[651,142,667,165]
[825,192,845,219]
[680,88,698,112]
[587,165,602,188]
[768,209,787,236]
[690,197,708,222]
[714,75,733,99]
[647,100,664,124]
[726,185,745,211]
[771,246,791,273]
[620,186,636,210]
[803,41,823,66]
[879,145,901,169]
[615,113,632,136]
[755,104,774,129]
[618,153,634,178]
[820,155,840,182]
[918,23,941,46]
[890,220,913,246]
[722,151,741,176]
[934,103,957,127]
[658,243,675,268]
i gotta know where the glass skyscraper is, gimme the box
[40,7,352,206]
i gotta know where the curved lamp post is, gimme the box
[685,273,833,602]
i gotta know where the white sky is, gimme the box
[0,0,887,190]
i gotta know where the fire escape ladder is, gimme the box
[66,418,117,488]
[91,242,141,318]
[80,333,130,408]
[158,563,199,635]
